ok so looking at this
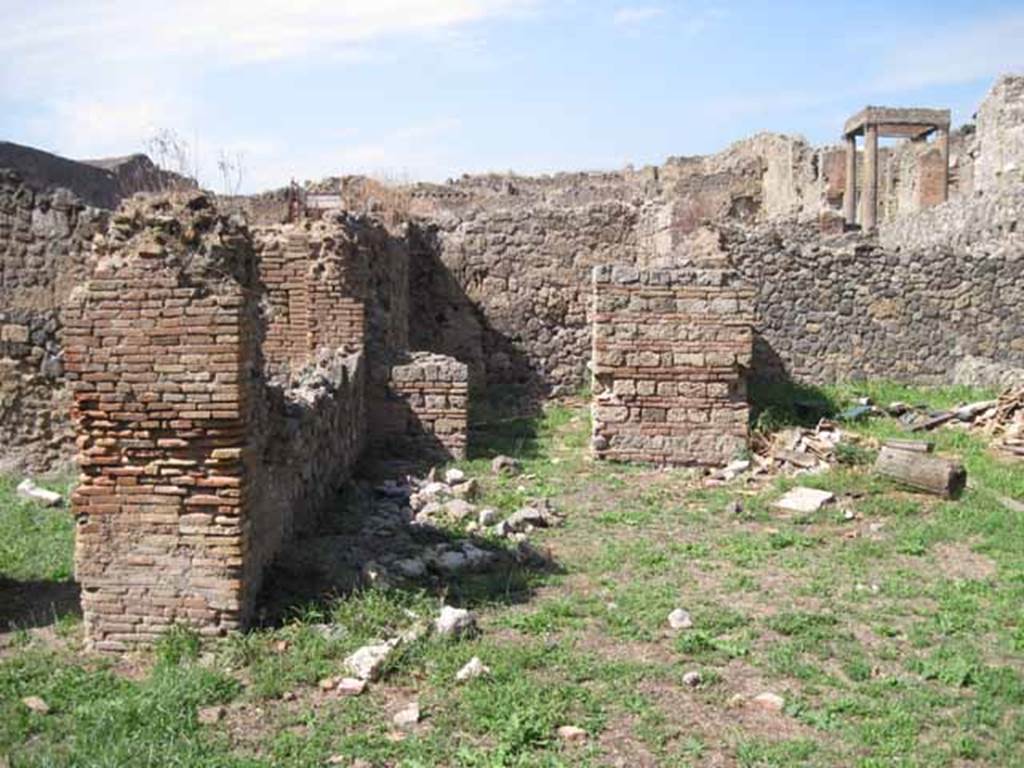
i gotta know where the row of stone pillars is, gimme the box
[842,106,951,230]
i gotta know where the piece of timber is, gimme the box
[883,439,934,453]
[874,446,966,498]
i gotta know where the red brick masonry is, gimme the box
[591,265,753,466]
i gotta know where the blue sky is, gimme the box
[1,0,1022,191]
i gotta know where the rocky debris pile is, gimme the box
[973,386,1024,458]
[716,419,853,484]
[351,464,560,589]
[314,604,484,704]
[881,386,1023,458]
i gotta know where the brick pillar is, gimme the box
[863,124,879,230]
[591,265,753,466]
[844,134,857,226]
[936,125,950,203]
[64,194,258,651]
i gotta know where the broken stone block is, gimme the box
[456,656,491,682]
[557,725,588,743]
[451,478,478,500]
[393,702,420,728]
[491,455,522,476]
[682,670,702,687]
[772,487,835,514]
[16,479,62,507]
[336,678,367,697]
[443,498,475,521]
[344,641,395,681]
[668,608,693,630]
[21,696,50,714]
[751,692,786,712]
[444,468,466,485]
[477,507,498,526]
[434,605,478,639]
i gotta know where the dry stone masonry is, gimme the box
[591,265,753,466]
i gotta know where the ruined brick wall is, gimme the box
[248,350,365,578]
[257,227,311,370]
[65,194,375,650]
[64,194,259,650]
[591,265,752,466]
[372,352,468,461]
[0,170,106,469]
[257,215,408,370]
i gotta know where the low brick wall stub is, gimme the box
[373,352,469,461]
[591,265,752,466]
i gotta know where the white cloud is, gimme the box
[0,0,533,183]
[239,117,465,190]
[1,1,538,73]
[872,11,1024,92]
[613,5,665,25]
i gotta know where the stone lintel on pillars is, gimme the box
[843,106,951,139]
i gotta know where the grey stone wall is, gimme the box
[0,170,105,470]
[879,188,1024,255]
[723,221,1024,385]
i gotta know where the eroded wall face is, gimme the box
[591,266,752,466]
[65,196,256,651]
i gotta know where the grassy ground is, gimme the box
[1,383,1023,767]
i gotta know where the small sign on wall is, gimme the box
[307,194,343,210]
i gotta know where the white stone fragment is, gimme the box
[16,479,62,507]
[773,487,835,514]
[455,656,491,682]
[751,692,786,712]
[557,725,588,742]
[434,605,478,639]
[478,508,498,526]
[393,701,420,728]
[344,641,395,681]
[668,608,693,630]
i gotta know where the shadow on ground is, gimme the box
[256,475,561,627]
[0,576,80,632]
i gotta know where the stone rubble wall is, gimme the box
[591,266,752,465]
[373,352,469,462]
[415,202,642,400]
[878,188,1024,256]
[0,309,71,470]
[722,220,1024,385]
[248,350,366,583]
[0,170,106,470]
[974,75,1024,194]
